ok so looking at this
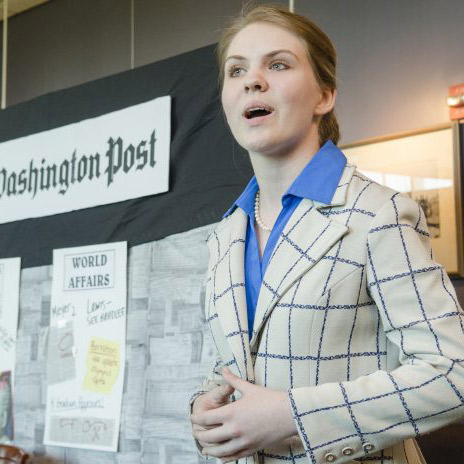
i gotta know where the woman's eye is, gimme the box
[270,62,288,70]
[228,66,244,77]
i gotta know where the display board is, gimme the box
[0,257,21,442]
[44,242,127,451]
[0,44,250,462]
[0,258,21,378]
[12,227,216,463]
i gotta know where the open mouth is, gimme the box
[244,106,274,119]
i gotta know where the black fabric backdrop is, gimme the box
[0,44,253,268]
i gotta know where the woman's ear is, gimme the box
[315,87,337,116]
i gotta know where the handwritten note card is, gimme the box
[84,337,120,394]
[44,242,127,452]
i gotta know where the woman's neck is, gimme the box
[249,139,321,225]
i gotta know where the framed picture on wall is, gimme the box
[341,122,464,277]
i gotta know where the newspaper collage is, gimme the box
[10,223,219,463]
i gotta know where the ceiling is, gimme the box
[0,0,50,21]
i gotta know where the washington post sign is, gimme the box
[0,96,170,224]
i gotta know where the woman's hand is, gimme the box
[191,381,235,448]
[192,367,297,462]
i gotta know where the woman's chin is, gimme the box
[239,137,281,157]
[242,138,305,160]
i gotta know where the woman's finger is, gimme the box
[192,423,217,433]
[191,407,225,427]
[192,424,221,443]
[198,440,219,448]
[202,438,246,459]
[196,425,233,444]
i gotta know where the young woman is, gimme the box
[190,5,464,464]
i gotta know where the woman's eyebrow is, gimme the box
[225,49,299,63]
[266,49,299,60]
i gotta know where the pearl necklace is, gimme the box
[254,190,272,232]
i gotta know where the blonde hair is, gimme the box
[217,3,340,145]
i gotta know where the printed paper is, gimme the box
[44,242,127,451]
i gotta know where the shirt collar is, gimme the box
[223,176,258,219]
[223,140,347,219]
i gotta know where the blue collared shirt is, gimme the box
[223,141,347,339]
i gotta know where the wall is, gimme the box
[2,0,462,298]
[2,0,287,106]
[3,0,463,143]
[298,0,464,143]
[296,0,464,298]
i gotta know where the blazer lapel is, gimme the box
[207,209,254,382]
[249,163,355,347]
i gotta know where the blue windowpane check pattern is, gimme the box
[223,141,347,337]
[192,161,464,463]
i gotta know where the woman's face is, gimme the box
[221,22,334,158]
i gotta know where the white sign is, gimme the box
[0,257,21,378]
[44,242,127,451]
[0,96,171,224]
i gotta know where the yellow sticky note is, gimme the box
[83,337,120,394]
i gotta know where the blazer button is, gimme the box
[342,447,354,456]
[363,443,374,453]
[324,453,336,462]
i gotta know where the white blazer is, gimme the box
[192,164,464,464]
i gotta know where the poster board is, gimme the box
[0,257,21,442]
[44,242,127,451]
[0,258,21,377]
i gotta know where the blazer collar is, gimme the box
[250,199,348,346]
[223,141,348,219]
[250,165,355,345]
[206,164,355,371]
[206,210,255,381]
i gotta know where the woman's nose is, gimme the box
[244,72,268,92]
